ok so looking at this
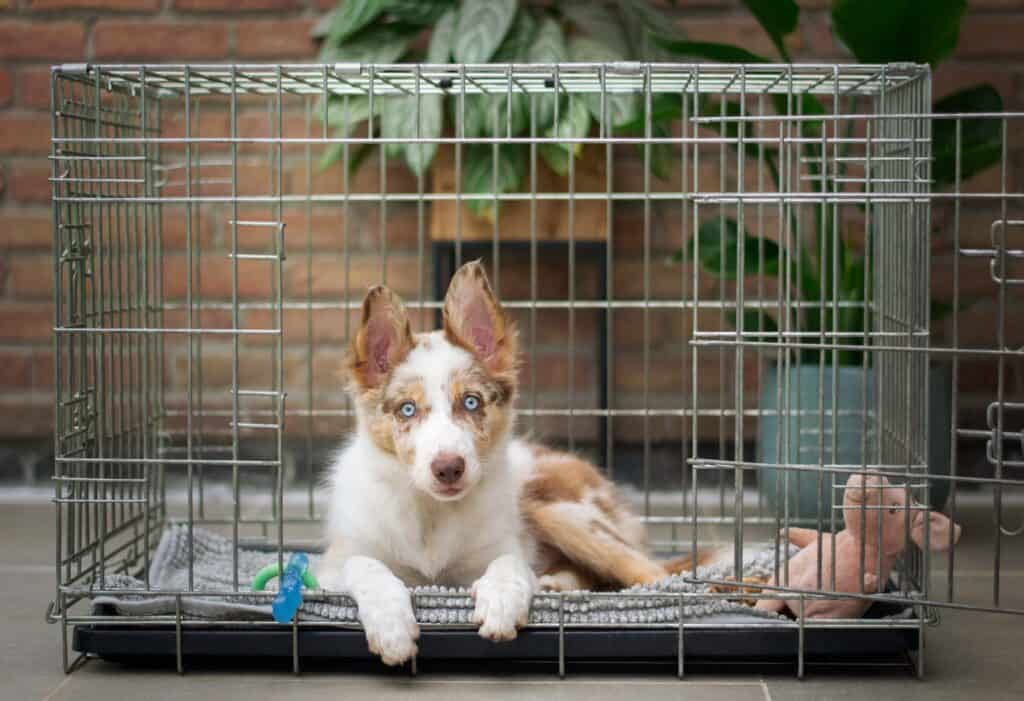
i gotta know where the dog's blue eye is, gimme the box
[463,394,480,412]
[399,402,416,418]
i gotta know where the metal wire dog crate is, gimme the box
[47,62,1022,677]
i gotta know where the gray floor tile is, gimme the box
[0,503,56,566]
[51,673,768,701]
[0,572,67,701]
[4,497,1023,699]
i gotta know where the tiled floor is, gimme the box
[5,501,1024,701]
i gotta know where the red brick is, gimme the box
[94,22,228,60]
[162,308,233,330]
[0,115,51,155]
[33,348,54,389]
[0,303,53,341]
[0,21,85,60]
[286,254,424,300]
[1,210,53,250]
[8,254,52,299]
[7,161,51,202]
[160,208,218,250]
[162,255,275,301]
[236,19,318,59]
[238,109,312,140]
[678,15,802,61]
[0,349,50,390]
[175,0,301,10]
[522,351,594,392]
[0,68,11,107]
[803,16,846,59]
[0,401,52,438]
[958,15,1024,58]
[16,65,51,110]
[27,0,159,9]
[933,63,1015,104]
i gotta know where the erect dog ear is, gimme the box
[442,260,517,377]
[348,285,414,389]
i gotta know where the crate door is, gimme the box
[685,104,1024,617]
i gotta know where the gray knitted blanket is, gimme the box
[92,524,809,625]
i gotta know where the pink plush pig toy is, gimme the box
[755,473,961,619]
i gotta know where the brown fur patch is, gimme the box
[347,285,414,392]
[521,446,666,589]
[521,451,604,505]
[708,574,770,607]
[449,366,514,462]
[442,260,519,388]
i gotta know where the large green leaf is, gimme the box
[319,95,379,171]
[741,0,799,60]
[529,17,568,64]
[484,9,537,136]
[454,0,516,63]
[547,96,591,155]
[388,0,455,26]
[427,7,458,63]
[492,8,537,61]
[614,93,684,133]
[617,0,675,59]
[324,95,376,131]
[539,95,592,181]
[528,18,568,126]
[319,136,374,172]
[651,37,771,63]
[380,92,443,176]
[461,144,527,219]
[831,0,967,66]
[561,1,631,58]
[319,22,417,63]
[539,143,570,177]
[687,218,781,279]
[569,36,638,128]
[643,122,673,182]
[932,83,1004,189]
[323,0,389,45]
[451,93,489,138]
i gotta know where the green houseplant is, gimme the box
[655,0,1002,519]
[313,0,675,222]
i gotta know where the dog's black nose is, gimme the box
[431,453,465,485]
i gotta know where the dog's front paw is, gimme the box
[358,594,420,666]
[470,575,532,642]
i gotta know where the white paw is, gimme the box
[315,567,345,593]
[470,576,532,642]
[538,572,581,592]
[358,594,420,666]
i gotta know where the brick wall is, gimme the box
[2,1,1022,475]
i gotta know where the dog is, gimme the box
[317,260,681,666]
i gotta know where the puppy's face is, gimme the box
[347,261,518,501]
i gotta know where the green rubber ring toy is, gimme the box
[251,563,319,591]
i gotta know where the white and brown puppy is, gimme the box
[318,261,674,666]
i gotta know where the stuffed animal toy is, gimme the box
[755,473,961,619]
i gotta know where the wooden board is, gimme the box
[429,143,608,243]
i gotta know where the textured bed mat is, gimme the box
[91,524,812,625]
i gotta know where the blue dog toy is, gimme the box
[251,553,320,624]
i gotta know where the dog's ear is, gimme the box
[348,285,414,389]
[443,260,517,377]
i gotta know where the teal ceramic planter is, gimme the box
[757,364,874,528]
